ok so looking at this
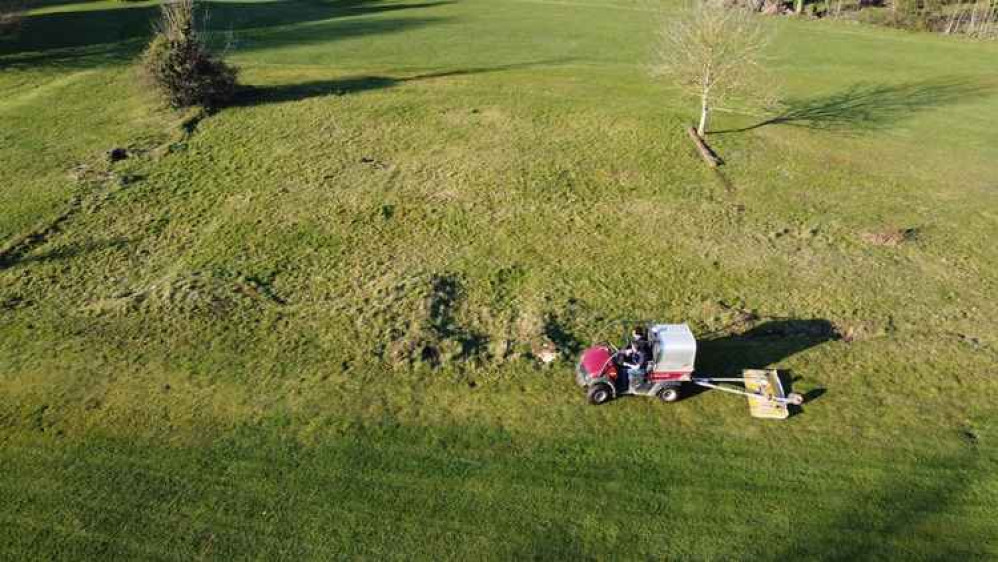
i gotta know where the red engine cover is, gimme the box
[580,346,617,379]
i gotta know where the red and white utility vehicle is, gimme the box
[575,323,803,418]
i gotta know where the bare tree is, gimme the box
[945,0,998,38]
[654,0,771,139]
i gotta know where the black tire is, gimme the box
[587,383,613,405]
[657,386,680,403]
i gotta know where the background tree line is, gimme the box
[743,0,997,38]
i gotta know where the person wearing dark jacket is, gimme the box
[621,326,651,389]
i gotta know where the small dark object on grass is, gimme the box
[117,174,142,187]
[360,156,388,169]
[107,148,129,163]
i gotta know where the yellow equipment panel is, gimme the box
[743,369,790,419]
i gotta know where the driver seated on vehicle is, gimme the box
[620,326,652,386]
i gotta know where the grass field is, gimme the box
[2,0,998,559]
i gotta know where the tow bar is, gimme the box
[693,369,804,419]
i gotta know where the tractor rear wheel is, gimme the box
[587,383,613,406]
[657,386,680,403]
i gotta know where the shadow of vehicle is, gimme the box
[697,318,839,376]
[689,319,837,409]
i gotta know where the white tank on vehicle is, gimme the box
[650,324,697,373]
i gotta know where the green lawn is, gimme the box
[2,0,997,559]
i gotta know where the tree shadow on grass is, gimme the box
[712,77,995,135]
[772,451,986,561]
[0,0,450,68]
[231,59,574,106]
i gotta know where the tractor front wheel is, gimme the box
[587,383,613,406]
[657,386,681,403]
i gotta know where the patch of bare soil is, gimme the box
[860,227,919,247]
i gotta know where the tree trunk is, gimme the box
[945,8,962,33]
[697,80,710,137]
[795,0,804,14]
[697,67,711,138]
[697,104,709,138]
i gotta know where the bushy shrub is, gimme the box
[0,0,24,36]
[139,0,238,109]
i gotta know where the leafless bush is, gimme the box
[139,0,238,109]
